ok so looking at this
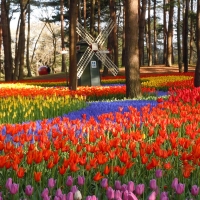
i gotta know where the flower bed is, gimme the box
[0,72,200,200]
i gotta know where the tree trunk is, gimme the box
[122,0,126,66]
[183,0,189,72]
[84,0,86,29]
[163,0,167,64]
[125,0,141,98]
[110,0,118,67]
[139,0,147,67]
[97,0,101,34]
[1,0,13,81]
[0,15,2,77]
[189,0,194,65]
[90,0,95,37]
[194,0,200,87]
[148,0,152,66]
[69,0,77,90]
[177,0,183,72]
[60,0,67,72]
[153,0,157,64]
[26,2,32,77]
[166,0,174,67]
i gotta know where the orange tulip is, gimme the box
[93,172,104,181]
[103,165,111,175]
[17,167,25,178]
[47,160,55,169]
[34,171,42,182]
[118,165,127,176]
[58,165,66,175]
[163,162,172,170]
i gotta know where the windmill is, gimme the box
[76,19,119,80]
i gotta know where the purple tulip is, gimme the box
[160,197,169,200]
[121,184,127,192]
[106,187,114,200]
[171,178,178,190]
[66,192,74,200]
[25,185,34,196]
[114,190,122,199]
[55,188,63,198]
[160,192,169,200]
[191,185,200,196]
[48,178,56,189]
[127,181,135,192]
[85,195,98,200]
[9,183,19,195]
[135,184,145,196]
[175,183,185,195]
[54,196,60,200]
[122,190,128,200]
[128,192,138,200]
[71,185,78,193]
[155,169,163,178]
[115,180,122,190]
[149,179,157,190]
[101,178,108,188]
[77,175,85,186]
[5,178,12,190]
[41,188,49,199]
[66,176,74,187]
[148,191,156,200]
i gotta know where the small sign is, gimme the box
[91,61,96,68]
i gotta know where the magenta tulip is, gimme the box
[106,187,114,199]
[9,183,19,195]
[77,175,85,186]
[149,179,157,190]
[25,185,34,196]
[191,185,200,196]
[135,184,145,196]
[66,176,74,187]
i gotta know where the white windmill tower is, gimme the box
[76,19,119,86]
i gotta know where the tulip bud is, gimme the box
[135,184,145,196]
[5,178,12,190]
[115,180,122,190]
[9,183,19,195]
[25,185,34,196]
[101,178,108,188]
[175,183,185,195]
[155,169,163,178]
[77,176,85,186]
[191,185,200,196]
[74,190,82,200]
[127,181,135,192]
[48,178,56,189]
[149,179,157,190]
[66,176,74,187]
[106,187,114,200]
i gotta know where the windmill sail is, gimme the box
[95,50,118,76]
[95,19,115,47]
[76,21,94,45]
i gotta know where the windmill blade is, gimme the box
[76,21,95,45]
[95,19,115,47]
[95,51,118,76]
[77,47,95,78]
